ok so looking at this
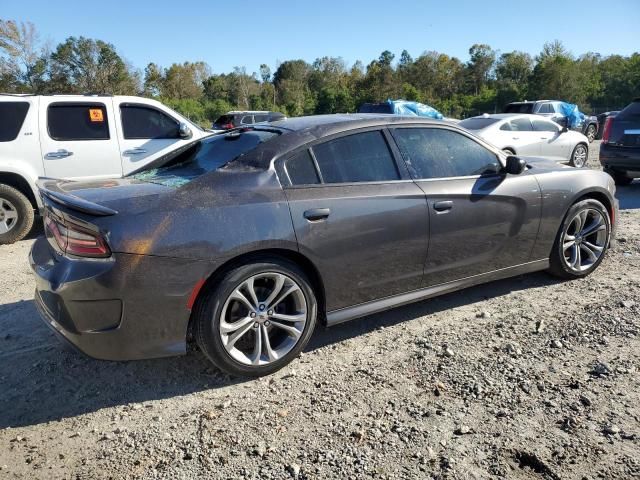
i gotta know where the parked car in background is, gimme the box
[600,98,640,185]
[358,102,459,122]
[504,100,599,142]
[212,111,285,130]
[31,114,617,377]
[459,114,590,167]
[0,94,208,244]
[596,111,619,139]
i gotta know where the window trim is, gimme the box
[47,101,110,141]
[388,124,505,181]
[119,102,181,140]
[283,147,322,186]
[0,101,30,142]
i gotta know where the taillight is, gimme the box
[45,215,111,258]
[602,117,613,144]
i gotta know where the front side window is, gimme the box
[0,102,30,142]
[240,115,254,125]
[393,128,501,179]
[121,106,180,139]
[48,103,109,141]
[537,103,553,114]
[312,131,399,183]
[532,119,559,132]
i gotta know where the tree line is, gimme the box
[1,19,638,126]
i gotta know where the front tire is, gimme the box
[0,184,35,245]
[195,258,318,377]
[548,199,610,279]
[569,143,588,168]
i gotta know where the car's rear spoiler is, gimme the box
[37,178,118,216]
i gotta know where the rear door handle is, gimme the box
[303,208,331,221]
[123,147,147,155]
[433,201,453,213]
[512,137,520,140]
[45,149,73,159]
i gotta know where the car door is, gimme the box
[532,118,571,161]
[116,103,194,175]
[38,98,122,179]
[282,128,429,312]
[390,126,541,287]
[498,117,540,156]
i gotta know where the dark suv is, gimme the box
[600,98,640,185]
[212,111,285,130]
[504,100,599,142]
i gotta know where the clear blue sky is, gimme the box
[3,0,639,75]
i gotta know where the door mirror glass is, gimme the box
[504,155,526,175]
[179,122,192,139]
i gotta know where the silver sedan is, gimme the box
[459,114,590,167]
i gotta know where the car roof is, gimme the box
[465,113,548,121]
[269,113,451,134]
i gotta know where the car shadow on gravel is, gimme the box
[309,270,563,358]
[0,271,563,430]
[0,299,246,430]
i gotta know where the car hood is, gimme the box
[520,156,574,172]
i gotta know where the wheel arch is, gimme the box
[187,248,327,338]
[0,171,39,209]
[572,188,615,226]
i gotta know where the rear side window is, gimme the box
[121,106,179,139]
[254,114,269,123]
[532,119,558,132]
[0,102,30,142]
[458,117,499,130]
[286,150,320,185]
[312,131,399,183]
[504,103,533,114]
[393,128,500,179]
[240,115,254,125]
[619,100,640,119]
[48,103,109,141]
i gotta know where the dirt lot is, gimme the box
[1,145,639,479]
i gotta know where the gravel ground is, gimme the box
[1,144,639,479]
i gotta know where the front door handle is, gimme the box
[45,149,73,159]
[433,201,453,213]
[303,208,331,221]
[123,147,147,155]
[512,137,520,140]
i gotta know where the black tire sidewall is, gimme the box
[196,259,318,377]
[586,124,596,142]
[549,199,611,279]
[0,185,34,244]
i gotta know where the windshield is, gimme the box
[504,103,534,114]
[459,117,500,130]
[128,129,279,187]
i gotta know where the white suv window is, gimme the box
[0,102,30,142]
[121,105,180,139]
[47,103,110,141]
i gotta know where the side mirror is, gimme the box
[504,155,526,175]
[179,122,193,139]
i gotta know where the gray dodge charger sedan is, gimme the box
[30,115,618,377]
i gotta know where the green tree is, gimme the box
[467,44,496,95]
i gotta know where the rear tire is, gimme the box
[548,199,610,279]
[585,124,596,142]
[0,184,34,245]
[569,143,588,168]
[195,258,318,377]
[502,148,515,155]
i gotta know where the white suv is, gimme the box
[0,94,209,243]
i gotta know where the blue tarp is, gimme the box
[558,102,586,129]
[387,99,444,120]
